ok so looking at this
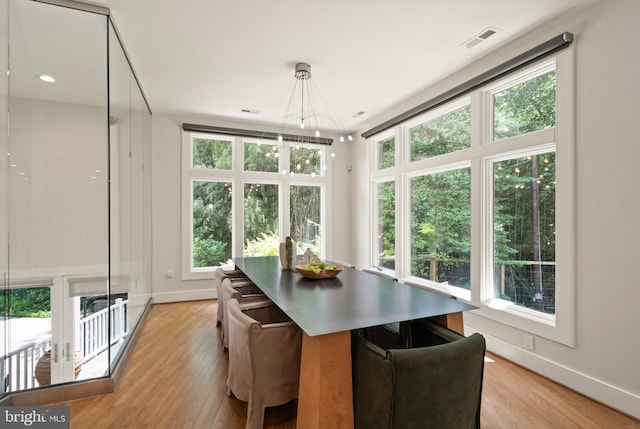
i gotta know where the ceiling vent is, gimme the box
[462,26,501,48]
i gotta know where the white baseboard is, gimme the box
[152,288,217,304]
[466,326,640,421]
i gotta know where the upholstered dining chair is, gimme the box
[226,298,302,429]
[220,278,268,350]
[352,320,486,429]
[215,267,251,326]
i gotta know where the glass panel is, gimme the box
[0,0,8,395]
[128,62,146,339]
[244,183,279,256]
[493,152,556,314]
[7,0,108,391]
[244,139,279,173]
[410,104,471,161]
[410,168,471,289]
[377,136,395,170]
[290,145,323,176]
[376,181,395,270]
[290,185,321,255]
[109,20,132,372]
[192,180,233,268]
[192,136,233,170]
[493,70,556,141]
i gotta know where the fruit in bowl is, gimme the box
[295,261,344,279]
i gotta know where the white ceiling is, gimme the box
[17,0,597,132]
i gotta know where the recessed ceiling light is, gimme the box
[38,74,56,83]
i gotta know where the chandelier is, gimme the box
[267,62,352,177]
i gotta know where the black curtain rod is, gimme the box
[361,32,574,139]
[183,123,334,146]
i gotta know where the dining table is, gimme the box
[233,256,477,429]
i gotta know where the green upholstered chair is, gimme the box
[352,320,486,429]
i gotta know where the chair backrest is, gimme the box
[226,299,302,429]
[389,333,485,429]
[220,278,267,349]
[353,326,486,429]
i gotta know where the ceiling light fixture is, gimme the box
[37,74,56,83]
[271,62,352,176]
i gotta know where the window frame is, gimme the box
[368,51,575,346]
[182,132,329,280]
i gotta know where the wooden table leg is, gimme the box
[430,311,464,335]
[296,331,354,429]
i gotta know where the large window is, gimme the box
[182,132,328,279]
[410,167,471,289]
[491,152,556,313]
[410,101,471,161]
[369,54,574,344]
[375,180,395,270]
[290,185,322,255]
[192,180,233,268]
[243,182,279,256]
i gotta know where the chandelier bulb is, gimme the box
[278,135,283,142]
[330,152,336,158]
[311,172,316,178]
[300,121,305,129]
[340,136,345,142]
[315,130,320,137]
[282,169,287,175]
[306,159,310,165]
[348,135,353,141]
[290,171,295,177]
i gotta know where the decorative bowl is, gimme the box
[295,263,344,279]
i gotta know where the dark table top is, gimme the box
[233,256,476,337]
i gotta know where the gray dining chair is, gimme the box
[220,278,268,350]
[226,298,302,429]
[215,267,251,326]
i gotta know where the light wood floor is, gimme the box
[51,300,639,428]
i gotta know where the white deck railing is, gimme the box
[1,298,128,393]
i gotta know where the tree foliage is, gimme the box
[411,104,471,161]
[290,185,321,254]
[192,180,232,267]
[378,136,395,169]
[244,141,279,172]
[377,181,395,268]
[192,137,232,169]
[244,183,279,250]
[0,288,51,317]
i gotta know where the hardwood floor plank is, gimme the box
[48,300,639,429]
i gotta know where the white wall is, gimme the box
[151,113,353,303]
[350,0,640,418]
[8,97,109,274]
